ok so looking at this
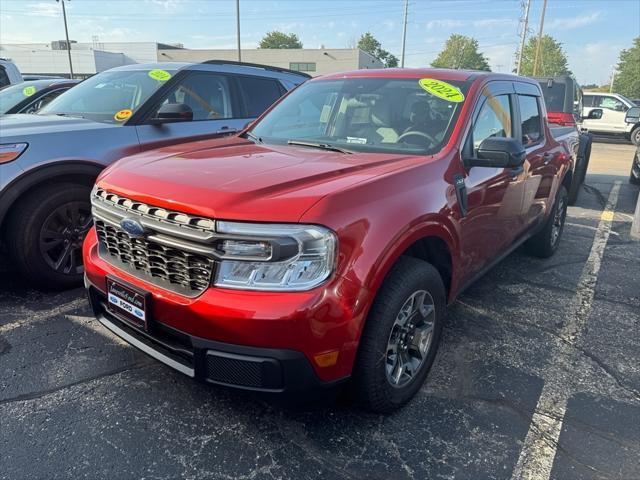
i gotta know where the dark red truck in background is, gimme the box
[534,75,603,203]
[84,69,573,412]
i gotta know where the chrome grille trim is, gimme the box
[92,187,218,297]
[93,187,216,234]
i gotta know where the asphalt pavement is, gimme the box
[1,140,639,480]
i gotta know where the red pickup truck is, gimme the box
[84,69,572,412]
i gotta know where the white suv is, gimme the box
[583,92,640,145]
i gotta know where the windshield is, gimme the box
[39,68,176,124]
[0,80,51,114]
[250,77,469,155]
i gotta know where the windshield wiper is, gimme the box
[244,131,263,144]
[54,112,86,119]
[287,140,353,154]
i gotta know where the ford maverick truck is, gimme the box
[84,69,573,412]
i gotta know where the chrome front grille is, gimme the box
[95,221,214,296]
[91,188,217,297]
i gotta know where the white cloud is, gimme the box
[144,0,186,13]
[547,11,601,30]
[426,19,464,29]
[568,41,622,85]
[26,2,60,18]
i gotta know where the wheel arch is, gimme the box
[0,161,103,232]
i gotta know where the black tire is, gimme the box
[631,150,640,185]
[526,185,568,258]
[631,126,640,146]
[351,256,446,413]
[6,183,92,290]
[567,160,584,205]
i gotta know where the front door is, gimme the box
[583,95,629,133]
[135,71,253,150]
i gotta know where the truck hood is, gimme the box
[98,138,422,222]
[0,113,117,138]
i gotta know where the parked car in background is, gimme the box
[0,79,80,115]
[0,61,309,288]
[84,69,573,412]
[0,58,23,88]
[626,107,640,184]
[534,75,601,204]
[582,92,640,145]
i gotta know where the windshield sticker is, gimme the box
[22,86,37,97]
[114,109,133,121]
[148,69,172,81]
[418,79,464,103]
[346,136,367,144]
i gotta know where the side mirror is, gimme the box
[149,103,193,124]
[625,106,640,124]
[584,108,603,120]
[467,137,526,169]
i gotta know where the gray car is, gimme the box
[0,61,308,288]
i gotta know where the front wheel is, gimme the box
[525,185,568,258]
[351,256,445,413]
[6,183,92,289]
[631,126,640,146]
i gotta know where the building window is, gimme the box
[289,62,316,72]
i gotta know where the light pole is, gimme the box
[236,0,241,62]
[56,0,74,78]
[532,0,548,76]
[516,0,531,75]
[400,0,408,68]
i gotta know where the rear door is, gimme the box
[135,71,253,149]
[514,83,559,228]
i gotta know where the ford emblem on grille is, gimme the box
[120,217,147,238]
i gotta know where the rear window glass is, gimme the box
[538,81,566,112]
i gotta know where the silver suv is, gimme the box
[0,61,308,288]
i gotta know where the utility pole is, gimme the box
[532,0,548,76]
[57,0,74,78]
[400,0,409,67]
[236,0,241,62]
[610,69,616,93]
[516,0,531,75]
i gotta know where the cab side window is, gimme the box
[0,67,10,89]
[154,72,234,121]
[236,76,283,118]
[596,96,627,112]
[518,95,542,147]
[471,94,513,153]
[24,90,65,114]
[583,95,595,108]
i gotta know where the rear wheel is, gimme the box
[6,183,92,289]
[631,149,640,185]
[631,126,640,146]
[351,256,445,413]
[526,185,568,258]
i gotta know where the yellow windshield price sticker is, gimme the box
[418,78,465,103]
[23,86,37,97]
[148,69,172,81]
[114,109,133,121]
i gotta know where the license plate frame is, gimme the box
[106,277,150,330]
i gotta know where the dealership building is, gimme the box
[0,41,383,78]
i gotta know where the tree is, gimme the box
[431,34,490,71]
[612,37,640,98]
[258,31,302,49]
[357,32,398,68]
[518,35,570,77]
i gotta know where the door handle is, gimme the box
[543,152,554,164]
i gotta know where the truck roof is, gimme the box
[318,68,539,84]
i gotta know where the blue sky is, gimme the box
[1,0,638,85]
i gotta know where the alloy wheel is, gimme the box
[39,201,92,275]
[385,289,436,388]
[551,194,567,246]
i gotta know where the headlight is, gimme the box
[0,143,28,164]
[213,221,337,291]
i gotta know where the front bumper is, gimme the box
[83,228,369,388]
